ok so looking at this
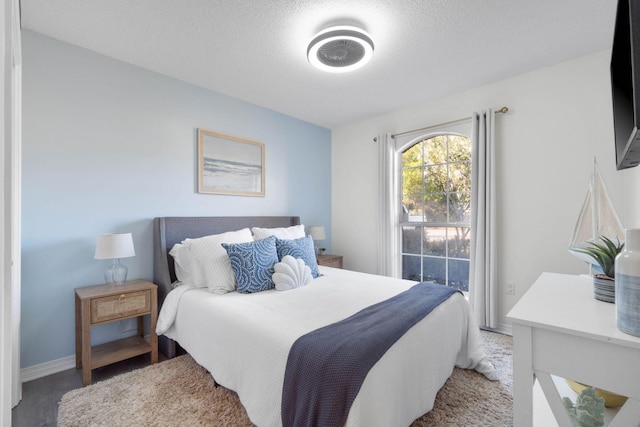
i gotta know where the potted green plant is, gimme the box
[575,235,624,303]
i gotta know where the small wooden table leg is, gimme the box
[150,288,158,364]
[81,299,92,386]
[137,316,144,337]
[75,294,82,369]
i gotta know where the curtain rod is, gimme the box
[388,106,509,140]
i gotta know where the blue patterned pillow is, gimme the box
[222,235,279,293]
[276,236,319,278]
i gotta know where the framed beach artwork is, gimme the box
[197,129,265,196]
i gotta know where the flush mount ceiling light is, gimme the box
[307,26,374,73]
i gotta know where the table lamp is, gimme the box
[308,226,326,255]
[94,233,135,284]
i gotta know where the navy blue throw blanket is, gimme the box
[281,282,459,427]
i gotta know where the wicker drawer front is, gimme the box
[91,290,151,324]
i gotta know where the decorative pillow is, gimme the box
[184,228,253,294]
[273,255,313,291]
[276,235,319,278]
[251,224,305,241]
[222,236,279,293]
[169,243,207,288]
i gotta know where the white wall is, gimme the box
[624,161,640,226]
[332,50,633,330]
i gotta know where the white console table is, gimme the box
[507,272,640,427]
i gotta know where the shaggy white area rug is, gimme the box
[58,330,512,426]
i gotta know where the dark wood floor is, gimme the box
[11,354,163,427]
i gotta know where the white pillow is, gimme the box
[273,255,313,291]
[169,243,206,288]
[184,228,253,294]
[251,224,305,241]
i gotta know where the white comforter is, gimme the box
[158,266,496,427]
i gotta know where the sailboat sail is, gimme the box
[568,159,624,266]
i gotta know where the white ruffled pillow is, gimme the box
[251,224,305,241]
[184,228,253,294]
[273,255,313,291]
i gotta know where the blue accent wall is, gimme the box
[21,31,331,368]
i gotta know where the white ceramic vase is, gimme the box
[615,228,640,337]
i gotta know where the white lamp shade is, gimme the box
[94,233,135,259]
[308,226,326,241]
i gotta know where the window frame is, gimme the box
[397,130,472,292]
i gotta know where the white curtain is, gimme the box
[377,133,399,278]
[469,110,498,329]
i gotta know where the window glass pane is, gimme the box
[448,136,472,162]
[422,257,446,285]
[424,164,448,193]
[423,136,447,164]
[447,227,470,259]
[423,227,446,256]
[448,259,470,291]
[402,195,423,222]
[424,193,447,223]
[402,166,423,196]
[402,226,422,254]
[402,143,422,168]
[449,161,471,192]
[402,255,422,281]
[448,192,471,223]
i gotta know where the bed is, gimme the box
[153,216,496,427]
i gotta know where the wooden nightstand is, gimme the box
[317,254,343,269]
[75,279,158,386]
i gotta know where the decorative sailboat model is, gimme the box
[568,159,625,271]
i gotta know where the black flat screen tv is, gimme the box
[611,0,640,170]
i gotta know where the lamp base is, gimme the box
[105,258,128,284]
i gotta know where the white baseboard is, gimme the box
[483,322,513,336]
[20,355,76,383]
[496,322,513,336]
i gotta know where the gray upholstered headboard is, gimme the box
[153,216,301,357]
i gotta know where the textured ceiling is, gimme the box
[21,0,617,129]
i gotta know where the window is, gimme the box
[400,134,471,291]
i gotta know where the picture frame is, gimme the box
[197,129,265,196]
